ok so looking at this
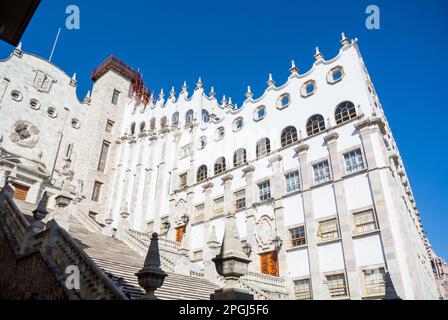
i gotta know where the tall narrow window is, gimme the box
[179,173,188,188]
[97,141,110,172]
[256,138,271,158]
[92,181,102,202]
[285,171,301,193]
[111,89,120,105]
[202,109,210,123]
[105,120,114,133]
[195,204,205,222]
[344,149,365,174]
[172,112,179,127]
[186,110,194,125]
[234,190,246,210]
[258,181,271,201]
[197,165,208,182]
[233,148,247,167]
[214,157,227,175]
[213,197,224,216]
[65,144,73,159]
[313,161,331,184]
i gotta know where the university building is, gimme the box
[0,34,443,299]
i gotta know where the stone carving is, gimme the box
[174,199,187,225]
[9,120,40,148]
[33,70,56,93]
[254,215,275,250]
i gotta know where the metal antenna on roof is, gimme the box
[49,27,62,62]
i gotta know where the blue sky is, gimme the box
[0,0,447,258]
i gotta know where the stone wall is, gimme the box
[0,226,67,300]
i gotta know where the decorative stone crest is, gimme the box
[9,120,39,149]
[174,199,187,225]
[254,215,275,250]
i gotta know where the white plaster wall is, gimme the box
[353,234,385,268]
[191,224,204,250]
[318,242,345,273]
[312,184,337,220]
[344,174,373,211]
[286,249,310,278]
[283,194,305,227]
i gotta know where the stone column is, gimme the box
[202,182,214,248]
[355,119,406,298]
[268,155,288,279]
[169,131,182,194]
[222,174,234,215]
[324,132,362,299]
[129,132,148,228]
[153,132,168,233]
[242,166,258,272]
[140,136,157,231]
[119,140,134,216]
[295,144,327,299]
[108,136,127,219]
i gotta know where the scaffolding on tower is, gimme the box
[91,56,152,106]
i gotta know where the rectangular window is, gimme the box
[65,144,73,159]
[313,161,331,184]
[294,279,312,300]
[111,89,120,105]
[91,181,102,202]
[285,171,301,193]
[192,250,203,261]
[326,274,348,298]
[195,204,205,222]
[290,226,306,247]
[179,173,187,188]
[234,190,246,210]
[364,268,386,296]
[354,210,377,234]
[318,219,339,242]
[213,197,224,216]
[258,181,271,201]
[97,141,110,172]
[344,149,365,174]
[105,119,115,133]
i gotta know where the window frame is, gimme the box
[91,181,103,202]
[256,138,271,159]
[234,189,246,210]
[111,89,120,105]
[258,180,272,202]
[214,157,227,175]
[353,209,378,235]
[281,126,298,148]
[197,165,208,183]
[97,140,111,173]
[254,105,267,121]
[312,160,332,184]
[233,148,247,167]
[318,218,340,242]
[306,114,326,136]
[343,148,366,174]
[289,225,306,247]
[285,171,301,193]
[335,101,357,125]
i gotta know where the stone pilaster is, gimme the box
[129,133,147,228]
[108,136,127,221]
[356,119,406,299]
[324,132,362,299]
[294,144,327,299]
[242,165,258,272]
[222,174,234,215]
[153,132,168,232]
[140,137,157,231]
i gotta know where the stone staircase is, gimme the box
[69,217,218,300]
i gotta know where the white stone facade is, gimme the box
[0,35,441,299]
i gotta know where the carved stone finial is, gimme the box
[207,225,219,246]
[196,77,203,90]
[135,233,168,300]
[33,192,49,221]
[289,60,299,74]
[169,86,176,100]
[245,86,253,100]
[83,90,91,104]
[70,73,77,87]
[267,73,275,88]
[159,89,165,100]
[182,81,188,93]
[208,86,215,98]
[221,95,227,107]
[211,212,253,300]
[340,32,350,47]
[14,42,23,58]
[314,47,324,62]
[105,210,114,225]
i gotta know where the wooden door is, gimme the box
[260,251,279,277]
[12,183,29,201]
[176,226,186,243]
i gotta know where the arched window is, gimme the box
[281,126,298,147]
[172,112,179,127]
[335,101,357,125]
[256,138,271,158]
[214,157,227,175]
[233,148,247,167]
[186,110,194,125]
[150,118,156,131]
[139,121,146,133]
[306,114,325,136]
[197,165,208,182]
[202,109,210,123]
[130,122,136,135]
[160,116,167,128]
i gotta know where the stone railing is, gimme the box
[123,228,176,272]
[0,197,30,249]
[242,271,289,296]
[43,222,129,300]
[239,278,270,300]
[72,207,103,234]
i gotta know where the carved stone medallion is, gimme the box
[254,215,275,250]
[9,120,40,149]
